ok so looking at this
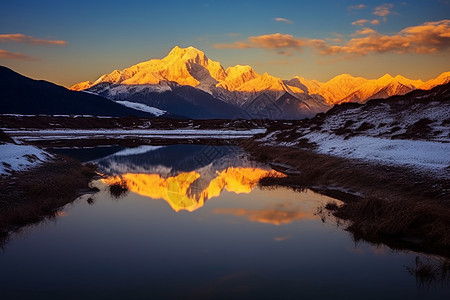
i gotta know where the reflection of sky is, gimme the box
[0,182,437,299]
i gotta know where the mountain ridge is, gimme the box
[71,46,448,108]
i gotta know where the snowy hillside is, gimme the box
[257,83,450,172]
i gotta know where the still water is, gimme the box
[0,144,448,299]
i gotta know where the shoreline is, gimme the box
[0,156,98,246]
[241,139,450,258]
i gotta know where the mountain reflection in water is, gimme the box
[95,145,285,212]
[103,167,285,212]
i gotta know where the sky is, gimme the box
[0,0,449,87]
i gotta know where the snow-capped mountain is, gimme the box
[70,46,449,119]
[419,71,450,90]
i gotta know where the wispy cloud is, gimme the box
[352,19,369,26]
[274,17,293,24]
[214,20,450,59]
[0,49,36,60]
[351,28,378,36]
[352,19,380,26]
[373,3,394,21]
[215,33,307,55]
[0,33,67,45]
[348,4,366,10]
[373,3,393,16]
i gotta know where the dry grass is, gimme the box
[406,256,450,286]
[335,197,450,255]
[0,157,98,244]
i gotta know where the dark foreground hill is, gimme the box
[0,66,153,117]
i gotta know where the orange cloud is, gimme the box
[317,20,450,56]
[373,3,394,21]
[352,19,369,26]
[352,28,378,36]
[216,20,450,58]
[352,19,380,26]
[214,33,307,55]
[0,49,36,60]
[274,17,293,24]
[0,33,67,45]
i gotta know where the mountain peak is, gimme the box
[165,46,207,63]
[331,73,355,80]
[379,73,394,81]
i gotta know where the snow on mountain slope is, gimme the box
[116,101,166,116]
[312,74,368,104]
[284,76,322,94]
[71,47,298,106]
[69,46,448,119]
[420,71,450,90]
[338,74,419,104]
[219,65,259,91]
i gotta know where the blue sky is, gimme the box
[0,0,449,86]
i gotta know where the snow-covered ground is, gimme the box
[0,143,52,176]
[258,85,450,174]
[304,132,450,170]
[4,128,266,142]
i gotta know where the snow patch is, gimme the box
[305,132,450,170]
[116,101,166,116]
[0,143,52,176]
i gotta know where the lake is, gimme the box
[0,144,448,299]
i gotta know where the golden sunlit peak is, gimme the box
[165,45,208,63]
[378,73,394,82]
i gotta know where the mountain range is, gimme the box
[70,46,450,119]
